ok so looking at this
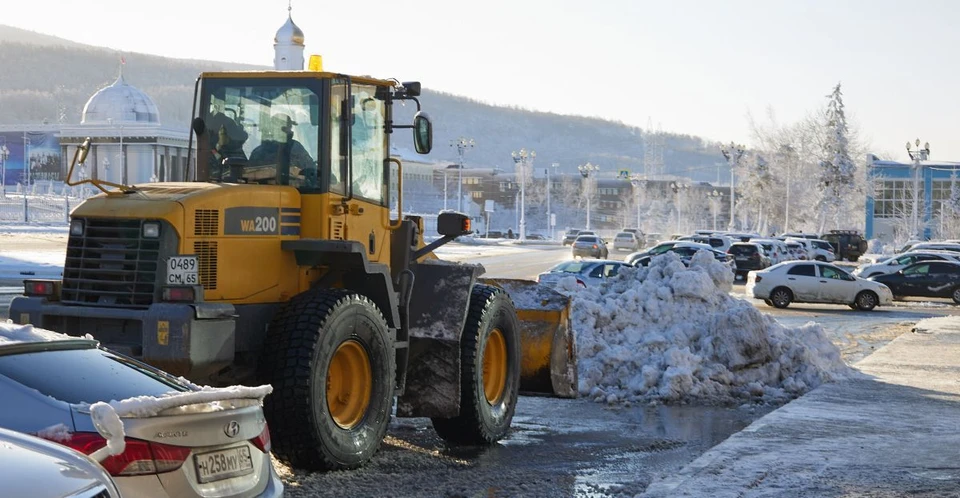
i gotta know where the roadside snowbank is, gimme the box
[561,251,852,405]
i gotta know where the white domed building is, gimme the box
[59,68,190,185]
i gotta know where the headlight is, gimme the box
[69,219,84,236]
[143,222,160,238]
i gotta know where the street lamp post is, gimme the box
[511,149,535,241]
[630,174,646,230]
[778,144,796,232]
[451,137,474,213]
[720,142,745,231]
[0,139,8,199]
[547,163,559,240]
[441,168,449,211]
[707,189,723,231]
[578,162,599,230]
[671,182,689,234]
[906,139,931,239]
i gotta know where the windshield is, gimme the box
[198,78,321,188]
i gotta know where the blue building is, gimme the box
[866,154,960,243]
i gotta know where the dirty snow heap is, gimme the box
[559,251,852,405]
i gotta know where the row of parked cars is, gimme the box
[0,323,283,497]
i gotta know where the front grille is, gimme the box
[195,241,218,290]
[62,218,160,308]
[195,209,219,236]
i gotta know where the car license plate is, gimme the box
[167,256,199,285]
[735,256,748,261]
[194,446,253,483]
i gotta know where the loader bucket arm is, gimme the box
[479,278,578,398]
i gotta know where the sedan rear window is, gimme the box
[576,236,598,243]
[549,261,587,273]
[0,348,189,405]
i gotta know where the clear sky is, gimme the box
[3,0,958,161]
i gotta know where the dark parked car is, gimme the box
[562,229,581,246]
[822,229,868,262]
[571,235,609,259]
[728,242,771,279]
[869,260,960,303]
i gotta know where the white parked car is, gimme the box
[749,238,789,264]
[904,242,960,254]
[746,261,893,311]
[536,259,628,288]
[783,241,807,261]
[678,234,733,253]
[852,250,960,278]
[785,237,817,260]
[809,239,837,262]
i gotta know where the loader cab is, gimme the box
[191,73,431,203]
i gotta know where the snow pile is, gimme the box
[0,321,78,345]
[567,251,852,405]
[90,402,126,456]
[87,384,274,418]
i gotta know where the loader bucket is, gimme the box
[479,278,578,398]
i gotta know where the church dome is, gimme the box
[81,74,160,125]
[275,13,305,46]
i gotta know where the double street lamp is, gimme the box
[578,162,599,230]
[720,143,745,230]
[511,148,535,241]
[706,189,723,231]
[906,139,930,239]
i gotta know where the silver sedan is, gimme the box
[0,324,283,498]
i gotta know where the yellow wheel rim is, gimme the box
[326,340,372,430]
[482,328,507,405]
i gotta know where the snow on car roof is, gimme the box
[0,322,89,347]
[554,250,851,404]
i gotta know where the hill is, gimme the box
[0,25,725,180]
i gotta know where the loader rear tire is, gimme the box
[432,284,521,445]
[260,289,394,470]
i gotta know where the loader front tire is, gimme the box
[432,284,521,445]
[260,289,394,470]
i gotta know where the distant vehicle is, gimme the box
[780,232,820,240]
[625,241,713,266]
[622,228,644,238]
[784,241,807,261]
[746,238,789,264]
[902,242,960,254]
[562,229,581,246]
[631,246,733,270]
[536,260,628,288]
[747,261,893,311]
[613,232,641,252]
[870,260,960,303]
[0,427,121,498]
[526,233,547,240]
[678,234,733,252]
[852,251,960,278]
[484,230,505,239]
[785,237,817,260]
[727,242,771,279]
[809,239,837,262]
[721,231,762,242]
[571,234,609,259]
[821,229,868,262]
[0,325,284,498]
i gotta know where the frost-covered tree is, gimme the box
[817,83,857,232]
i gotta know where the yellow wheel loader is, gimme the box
[10,68,575,471]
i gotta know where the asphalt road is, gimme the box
[4,237,958,496]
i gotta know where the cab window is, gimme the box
[903,264,930,276]
[200,80,320,187]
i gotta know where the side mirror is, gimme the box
[413,111,432,154]
[191,117,206,136]
[437,211,471,237]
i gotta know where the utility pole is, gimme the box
[720,142,745,231]
[548,163,559,240]
[450,137,474,213]
[630,174,646,230]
